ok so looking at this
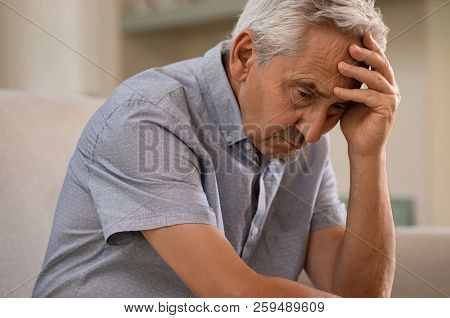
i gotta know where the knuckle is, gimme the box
[380,108,393,120]
[384,58,390,70]
[375,72,385,85]
[394,93,401,106]
[388,63,394,74]
[361,48,373,62]
[381,102,395,118]
[375,53,384,65]
[390,95,400,113]
[393,86,402,104]
[390,104,397,115]
[366,90,375,101]
[342,64,353,74]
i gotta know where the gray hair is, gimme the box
[226,0,389,65]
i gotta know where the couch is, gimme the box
[1,89,449,298]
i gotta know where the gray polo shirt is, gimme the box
[33,40,346,298]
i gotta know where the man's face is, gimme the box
[230,26,364,158]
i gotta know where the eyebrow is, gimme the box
[287,79,332,99]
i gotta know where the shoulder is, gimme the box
[119,57,203,106]
[76,62,203,158]
[97,59,204,135]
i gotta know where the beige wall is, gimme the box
[0,0,121,98]
[427,0,450,225]
[78,0,122,97]
[122,19,234,77]
[0,5,6,87]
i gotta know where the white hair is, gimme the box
[227,0,389,65]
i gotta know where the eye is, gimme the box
[328,103,348,116]
[297,89,313,100]
[334,103,347,110]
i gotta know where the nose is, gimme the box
[296,114,326,144]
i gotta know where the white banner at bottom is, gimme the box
[1,298,449,317]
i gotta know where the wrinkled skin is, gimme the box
[226,25,400,159]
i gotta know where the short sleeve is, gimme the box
[310,157,347,231]
[87,100,217,245]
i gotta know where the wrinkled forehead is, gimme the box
[300,24,364,58]
[284,26,366,91]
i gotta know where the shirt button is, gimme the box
[251,227,259,236]
[225,136,233,143]
[245,142,252,151]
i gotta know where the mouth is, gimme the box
[278,133,305,150]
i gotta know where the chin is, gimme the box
[255,137,306,162]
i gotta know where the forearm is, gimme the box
[248,274,340,298]
[333,150,396,297]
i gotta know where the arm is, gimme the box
[305,226,345,294]
[331,33,399,297]
[142,224,339,298]
[306,33,399,297]
[305,150,395,298]
[333,151,395,297]
[305,169,395,299]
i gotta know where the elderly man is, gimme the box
[33,0,400,298]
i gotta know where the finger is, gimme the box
[349,44,395,85]
[364,32,385,58]
[338,61,393,93]
[333,86,389,112]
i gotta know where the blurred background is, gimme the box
[0,0,449,297]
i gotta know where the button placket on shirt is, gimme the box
[241,160,273,261]
[241,170,266,262]
[241,158,287,263]
[236,138,286,262]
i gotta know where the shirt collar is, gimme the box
[200,40,248,146]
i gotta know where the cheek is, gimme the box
[261,112,298,139]
[238,81,263,124]
[263,92,299,129]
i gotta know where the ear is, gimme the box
[228,29,256,83]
